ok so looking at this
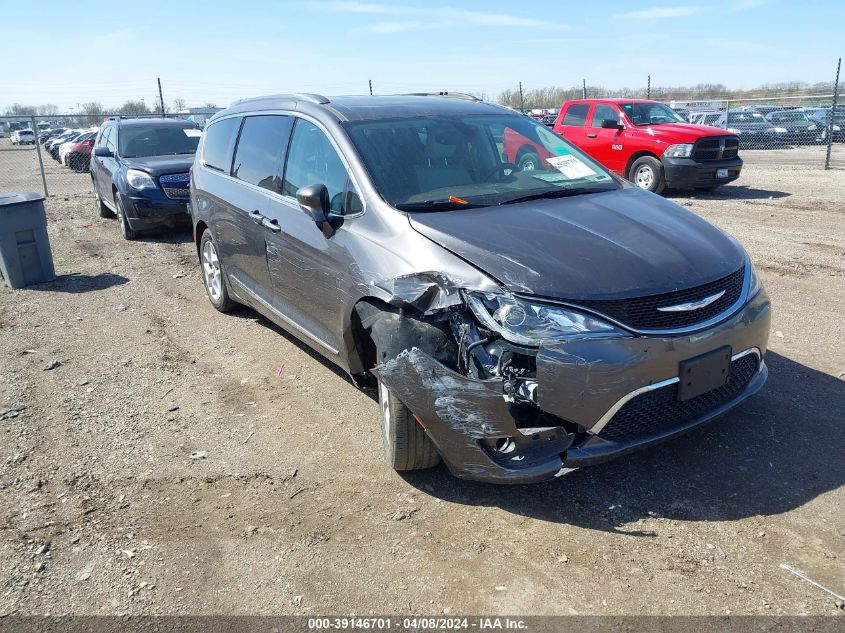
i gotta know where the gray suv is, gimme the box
[189,93,770,484]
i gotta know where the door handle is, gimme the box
[586,133,598,138]
[261,217,281,233]
[249,210,264,225]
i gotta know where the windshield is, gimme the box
[343,113,618,209]
[118,125,201,158]
[620,102,685,125]
[728,112,765,123]
[769,112,808,123]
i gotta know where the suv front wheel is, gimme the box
[377,379,441,472]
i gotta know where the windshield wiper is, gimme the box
[500,187,611,206]
[394,200,485,212]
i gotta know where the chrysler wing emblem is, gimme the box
[657,290,725,312]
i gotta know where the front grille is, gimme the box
[598,352,759,443]
[692,136,739,160]
[159,173,190,200]
[572,266,745,331]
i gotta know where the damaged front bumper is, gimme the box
[373,290,771,484]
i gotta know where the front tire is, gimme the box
[115,194,139,240]
[377,378,441,472]
[199,230,236,312]
[629,155,666,193]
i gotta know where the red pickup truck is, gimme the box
[548,99,742,193]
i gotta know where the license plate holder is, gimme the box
[716,168,729,178]
[677,346,732,401]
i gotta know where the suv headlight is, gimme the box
[465,291,627,346]
[664,143,694,158]
[807,124,817,131]
[727,128,742,134]
[774,127,788,133]
[126,169,156,190]
[748,259,764,298]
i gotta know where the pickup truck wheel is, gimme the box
[199,230,236,312]
[377,378,441,472]
[629,156,666,194]
[517,149,542,172]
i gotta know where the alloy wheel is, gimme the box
[202,239,223,302]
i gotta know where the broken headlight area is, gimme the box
[464,291,627,346]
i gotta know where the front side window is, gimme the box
[344,113,617,210]
[118,124,201,158]
[591,104,619,127]
[283,119,348,213]
[104,127,115,153]
[621,102,685,126]
[202,117,239,172]
[562,104,589,126]
[232,115,293,194]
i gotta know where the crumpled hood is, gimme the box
[408,187,745,301]
[121,155,195,177]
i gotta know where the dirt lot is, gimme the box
[0,142,843,617]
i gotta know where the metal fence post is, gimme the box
[724,99,730,129]
[31,116,49,197]
[825,57,841,170]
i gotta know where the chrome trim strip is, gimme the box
[228,274,339,356]
[524,263,752,336]
[589,347,762,435]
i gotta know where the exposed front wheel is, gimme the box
[629,156,666,194]
[517,149,542,172]
[115,195,139,240]
[378,379,441,472]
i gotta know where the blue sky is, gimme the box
[1,0,842,112]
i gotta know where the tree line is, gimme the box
[2,98,217,120]
[498,80,840,109]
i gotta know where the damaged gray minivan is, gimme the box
[190,93,770,484]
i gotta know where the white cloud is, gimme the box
[612,6,703,20]
[305,2,569,31]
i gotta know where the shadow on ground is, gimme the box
[26,272,129,293]
[401,352,845,533]
[667,185,791,200]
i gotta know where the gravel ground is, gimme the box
[0,142,843,617]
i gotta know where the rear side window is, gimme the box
[591,105,619,127]
[282,119,347,213]
[231,115,293,194]
[202,117,239,172]
[562,104,589,126]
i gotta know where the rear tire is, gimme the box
[199,230,236,313]
[628,155,666,194]
[377,376,441,472]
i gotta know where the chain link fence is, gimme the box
[0,112,219,198]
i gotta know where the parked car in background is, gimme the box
[798,106,845,142]
[10,129,35,145]
[39,128,66,144]
[765,110,826,144]
[90,117,202,239]
[60,130,96,165]
[542,113,556,127]
[549,99,741,193]
[189,93,769,483]
[713,110,781,148]
[672,107,691,122]
[64,134,96,171]
[690,112,723,127]
[48,130,83,159]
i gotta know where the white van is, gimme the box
[11,129,35,145]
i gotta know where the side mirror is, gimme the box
[296,183,330,223]
[93,147,113,158]
[601,119,624,130]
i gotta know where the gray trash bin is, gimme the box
[0,192,56,289]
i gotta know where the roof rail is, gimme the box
[230,93,331,106]
[403,92,482,102]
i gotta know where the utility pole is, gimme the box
[647,75,651,99]
[157,77,166,117]
[825,57,840,170]
[582,79,586,99]
[518,81,525,113]
[369,79,373,95]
